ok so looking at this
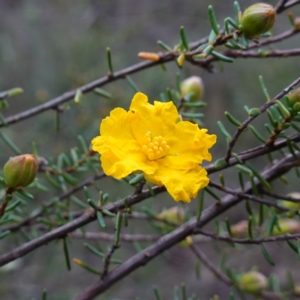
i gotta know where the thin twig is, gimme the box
[196,229,300,244]
[101,245,119,279]
[209,177,300,212]
[261,189,300,202]
[0,172,105,233]
[69,231,160,242]
[276,0,300,12]
[0,186,165,266]
[224,76,300,161]
[190,244,232,285]
[72,153,298,300]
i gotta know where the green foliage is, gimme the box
[0,1,300,300]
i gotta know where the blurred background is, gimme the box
[0,0,300,299]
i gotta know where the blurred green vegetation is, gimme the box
[1,0,300,299]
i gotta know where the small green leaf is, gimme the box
[213,158,227,170]
[208,5,219,35]
[197,190,204,221]
[259,75,270,102]
[93,88,112,99]
[97,211,106,228]
[157,40,172,51]
[63,238,71,271]
[106,47,113,74]
[126,76,139,93]
[211,51,234,63]
[179,26,190,51]
[217,121,232,140]
[248,108,261,116]
[261,244,275,266]
[225,111,242,126]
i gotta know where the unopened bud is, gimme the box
[3,154,38,188]
[179,236,193,247]
[138,52,160,62]
[180,76,204,102]
[157,206,185,224]
[279,193,300,218]
[294,17,300,30]
[272,219,300,236]
[231,220,248,237]
[177,53,185,67]
[288,88,300,106]
[241,3,276,38]
[238,271,268,294]
[294,285,300,296]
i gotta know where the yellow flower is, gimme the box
[92,92,216,202]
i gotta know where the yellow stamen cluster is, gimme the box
[142,132,170,160]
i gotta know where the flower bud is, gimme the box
[288,88,300,107]
[294,17,300,30]
[3,154,38,188]
[271,219,300,236]
[241,3,276,38]
[279,193,300,218]
[231,220,248,237]
[157,206,185,224]
[294,285,300,296]
[179,236,193,247]
[238,271,268,294]
[138,52,160,62]
[180,76,204,102]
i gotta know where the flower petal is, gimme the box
[92,107,157,178]
[130,92,179,145]
[160,121,217,169]
[145,165,209,202]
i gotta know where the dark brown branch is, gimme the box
[0,186,165,267]
[69,231,160,242]
[196,229,300,244]
[208,179,299,212]
[72,153,297,300]
[2,132,300,234]
[276,0,300,12]
[224,76,300,161]
[101,244,119,279]
[216,48,300,59]
[0,36,210,129]
[206,132,300,173]
[0,172,106,233]
[1,25,299,129]
[261,189,300,202]
[190,244,232,286]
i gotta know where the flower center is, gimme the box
[142,132,170,160]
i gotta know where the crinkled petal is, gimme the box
[159,121,217,169]
[130,92,178,145]
[92,107,157,178]
[145,165,209,203]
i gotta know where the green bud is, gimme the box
[238,271,268,294]
[279,193,300,218]
[231,220,248,237]
[3,154,38,188]
[180,76,204,102]
[294,285,300,296]
[7,87,24,98]
[288,88,300,107]
[213,158,227,170]
[179,236,193,247]
[294,17,300,30]
[271,219,300,236]
[248,108,261,116]
[241,3,276,38]
[157,206,185,224]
